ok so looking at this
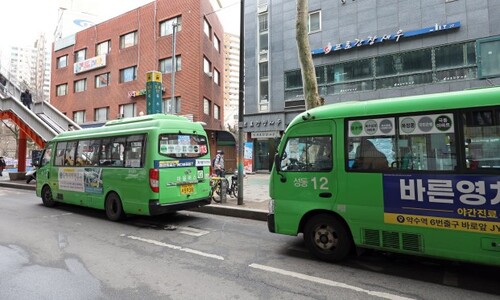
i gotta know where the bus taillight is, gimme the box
[149,168,159,193]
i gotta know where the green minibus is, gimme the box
[35,114,211,221]
[269,87,500,266]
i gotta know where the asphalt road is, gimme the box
[1,187,499,300]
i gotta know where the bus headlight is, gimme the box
[268,199,275,214]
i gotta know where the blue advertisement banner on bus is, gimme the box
[383,174,500,234]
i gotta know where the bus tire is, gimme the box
[303,214,352,262]
[105,192,125,221]
[41,185,56,207]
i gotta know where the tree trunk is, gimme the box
[296,0,322,109]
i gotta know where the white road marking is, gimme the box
[177,226,210,237]
[122,234,224,260]
[249,263,415,300]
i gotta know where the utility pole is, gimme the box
[237,0,244,205]
[170,22,178,114]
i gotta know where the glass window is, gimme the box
[203,98,210,115]
[214,68,220,85]
[96,40,110,55]
[75,49,86,63]
[55,142,67,166]
[74,79,86,93]
[120,66,137,83]
[160,16,182,36]
[99,137,125,167]
[125,135,145,168]
[376,49,432,77]
[463,109,500,169]
[94,107,108,122]
[95,73,110,88]
[158,134,208,158]
[214,104,220,120]
[376,72,433,89]
[162,97,181,114]
[120,31,137,49]
[203,57,211,74]
[214,35,220,52]
[76,140,100,167]
[203,18,211,38]
[61,141,77,166]
[258,14,268,32]
[73,110,86,124]
[259,32,269,52]
[478,37,500,78]
[159,56,181,74]
[119,103,136,118]
[285,70,302,89]
[56,83,68,96]
[260,62,268,79]
[327,59,372,83]
[280,136,332,172]
[308,11,321,33]
[57,55,67,68]
[259,80,269,103]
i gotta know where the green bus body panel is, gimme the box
[270,87,500,266]
[36,114,210,216]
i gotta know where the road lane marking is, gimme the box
[43,213,73,218]
[177,226,210,237]
[249,263,415,300]
[122,234,224,260]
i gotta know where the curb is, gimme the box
[192,205,268,221]
[0,181,268,222]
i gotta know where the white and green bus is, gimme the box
[269,87,500,266]
[35,114,211,221]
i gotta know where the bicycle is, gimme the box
[227,171,238,198]
[209,174,229,203]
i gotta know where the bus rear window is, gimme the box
[158,134,208,158]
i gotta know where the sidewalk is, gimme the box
[0,172,270,221]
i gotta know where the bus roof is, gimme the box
[51,114,205,141]
[290,86,500,127]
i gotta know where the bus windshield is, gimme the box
[158,134,208,158]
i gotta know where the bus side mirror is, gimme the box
[274,154,287,183]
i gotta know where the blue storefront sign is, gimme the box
[312,21,461,55]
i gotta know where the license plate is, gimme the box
[180,184,194,195]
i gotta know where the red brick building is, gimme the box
[50,0,225,138]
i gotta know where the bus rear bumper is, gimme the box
[149,198,211,215]
[267,213,275,233]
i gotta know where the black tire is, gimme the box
[41,185,56,207]
[26,177,32,184]
[105,192,125,221]
[303,214,352,262]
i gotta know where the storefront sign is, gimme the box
[312,21,460,55]
[251,131,281,139]
[74,54,106,74]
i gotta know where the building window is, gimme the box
[120,66,137,83]
[96,40,111,55]
[56,83,68,96]
[95,72,110,88]
[120,31,137,49]
[214,35,220,52]
[204,57,211,74]
[203,98,211,115]
[75,49,86,63]
[160,16,182,36]
[159,56,181,74]
[95,107,109,122]
[162,96,181,114]
[308,11,321,33]
[56,55,68,69]
[203,18,211,39]
[119,103,136,118]
[214,68,220,85]
[73,110,86,124]
[214,104,220,120]
[74,79,87,93]
[478,36,500,78]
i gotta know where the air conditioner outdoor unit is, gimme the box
[207,72,213,78]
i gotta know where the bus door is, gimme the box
[273,120,337,219]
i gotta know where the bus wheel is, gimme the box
[303,214,352,262]
[105,193,125,221]
[41,185,56,207]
